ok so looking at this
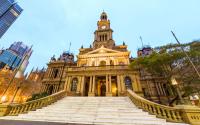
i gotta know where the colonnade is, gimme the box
[65,74,142,96]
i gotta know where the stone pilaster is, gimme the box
[106,75,112,96]
[64,77,69,91]
[80,76,85,96]
[88,76,95,96]
[67,76,72,92]
[117,75,121,96]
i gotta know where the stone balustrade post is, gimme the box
[0,105,10,116]
[175,105,200,125]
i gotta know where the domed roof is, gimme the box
[101,11,107,16]
[100,11,108,20]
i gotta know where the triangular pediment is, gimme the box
[85,45,122,55]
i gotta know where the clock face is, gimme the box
[101,25,106,29]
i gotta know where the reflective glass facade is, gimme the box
[0,42,30,70]
[0,0,23,38]
[0,49,21,69]
[9,42,29,57]
[0,0,14,16]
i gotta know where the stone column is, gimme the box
[81,76,85,96]
[67,76,72,92]
[52,85,55,94]
[56,85,59,92]
[155,82,161,95]
[92,76,96,94]
[109,75,112,92]
[161,83,166,96]
[89,76,92,93]
[106,75,108,93]
[120,75,125,92]
[146,80,152,96]
[117,75,121,95]
[106,75,112,96]
[131,75,138,92]
[136,75,142,92]
[64,77,69,91]
[76,76,82,93]
[48,69,52,77]
[158,82,163,96]
[88,76,95,96]
[45,85,48,92]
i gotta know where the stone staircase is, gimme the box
[0,97,188,125]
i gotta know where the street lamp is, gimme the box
[10,80,22,104]
[1,95,7,103]
[171,77,184,104]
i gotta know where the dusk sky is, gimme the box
[0,0,200,73]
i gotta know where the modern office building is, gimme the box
[0,42,32,72]
[0,0,23,38]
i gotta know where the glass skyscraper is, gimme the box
[0,42,32,70]
[0,0,23,38]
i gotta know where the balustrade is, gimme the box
[0,90,66,116]
[127,89,200,125]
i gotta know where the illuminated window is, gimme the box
[124,76,133,90]
[71,78,78,92]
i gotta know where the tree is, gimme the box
[131,41,200,105]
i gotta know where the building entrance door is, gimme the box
[100,83,106,96]
[96,76,106,96]
[84,77,90,96]
[48,85,54,95]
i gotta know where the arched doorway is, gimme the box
[85,81,89,96]
[100,81,106,96]
[110,60,114,65]
[124,76,133,90]
[99,61,106,66]
[48,85,54,95]
[71,78,78,92]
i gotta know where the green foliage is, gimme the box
[26,92,49,102]
[131,41,200,101]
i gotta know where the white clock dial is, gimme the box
[101,25,106,29]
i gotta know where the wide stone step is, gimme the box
[0,97,188,125]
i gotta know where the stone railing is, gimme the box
[127,90,200,125]
[0,90,66,116]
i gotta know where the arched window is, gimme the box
[119,61,125,65]
[105,35,107,41]
[53,69,59,78]
[92,61,95,66]
[124,76,133,90]
[99,61,106,66]
[71,78,78,92]
[110,60,114,65]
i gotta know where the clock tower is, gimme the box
[93,12,115,49]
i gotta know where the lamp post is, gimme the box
[10,80,22,104]
[171,77,184,104]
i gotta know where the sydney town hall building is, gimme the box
[41,12,143,97]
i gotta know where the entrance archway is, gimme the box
[71,78,78,92]
[85,82,89,96]
[96,76,106,96]
[99,61,106,66]
[100,81,106,96]
[124,76,133,90]
[49,85,54,95]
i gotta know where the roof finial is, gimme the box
[123,41,125,46]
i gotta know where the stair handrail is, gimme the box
[0,90,66,116]
[127,89,200,125]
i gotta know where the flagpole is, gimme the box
[171,31,200,78]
